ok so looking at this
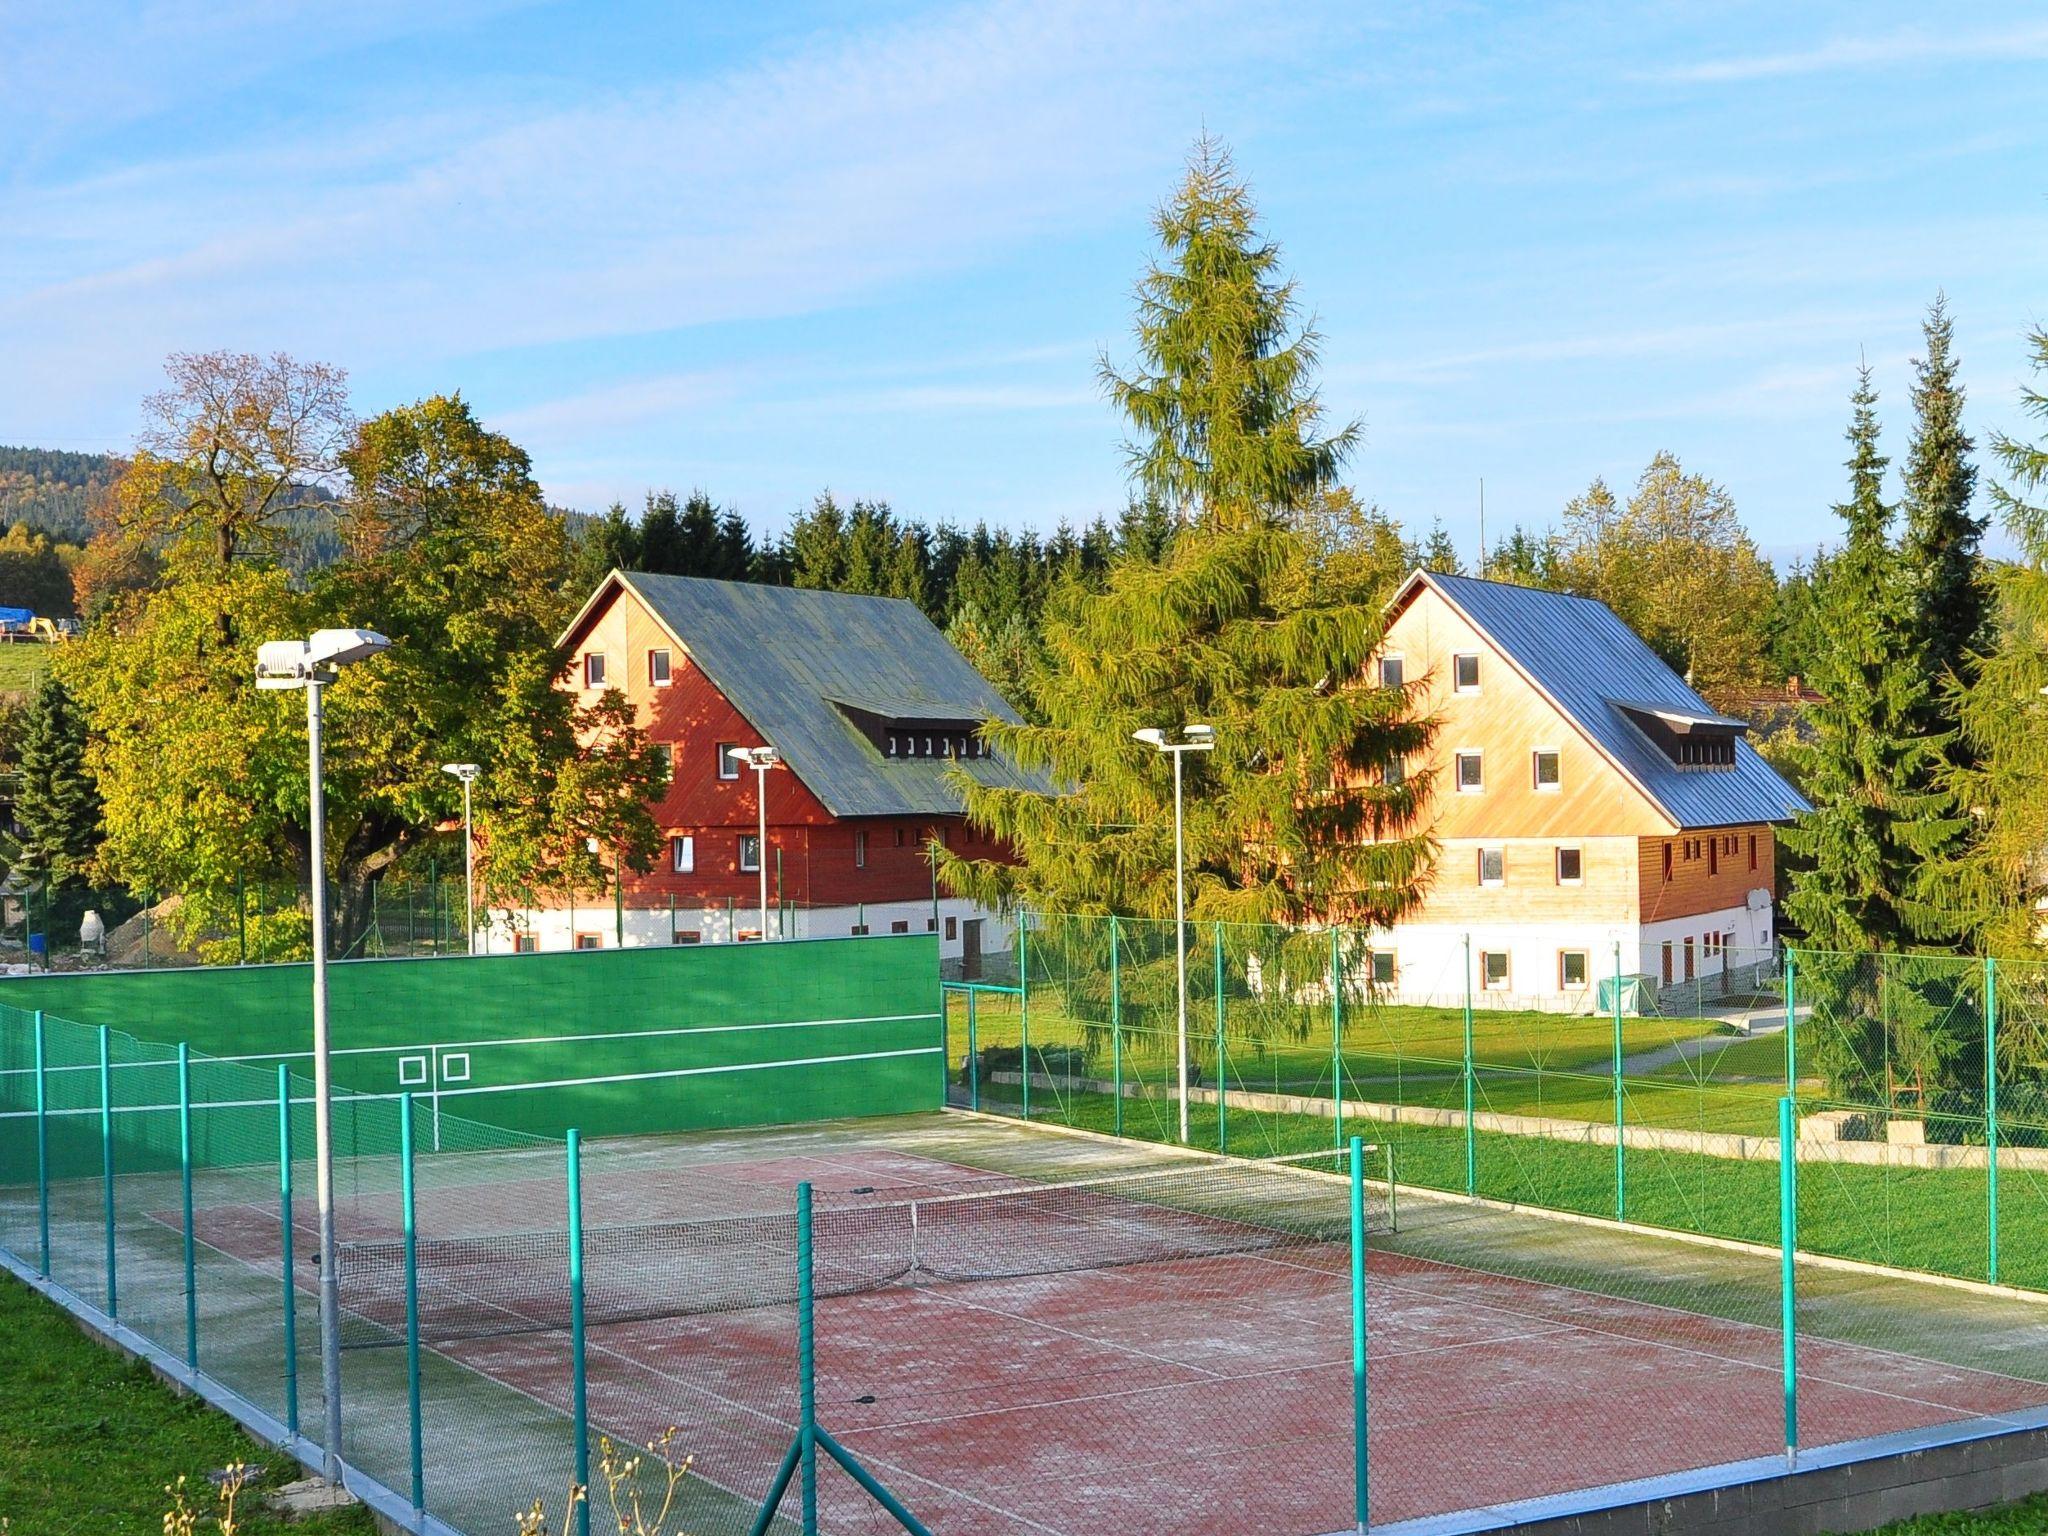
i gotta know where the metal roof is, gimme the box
[1397,569,1812,830]
[582,573,1049,818]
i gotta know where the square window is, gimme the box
[671,835,695,873]
[1455,751,1483,792]
[738,834,761,873]
[1378,656,1404,688]
[1556,847,1583,884]
[673,928,702,945]
[1370,950,1396,986]
[513,932,539,954]
[850,924,870,936]
[1560,951,1589,990]
[890,919,910,934]
[1477,847,1504,886]
[583,652,607,687]
[927,917,938,932]
[574,932,603,951]
[718,743,741,780]
[1533,749,1561,790]
[1453,653,1481,692]
[1482,951,1510,990]
[648,648,672,685]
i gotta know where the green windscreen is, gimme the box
[0,935,942,1138]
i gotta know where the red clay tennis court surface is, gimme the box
[180,1142,2048,1535]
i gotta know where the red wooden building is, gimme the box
[495,572,1039,972]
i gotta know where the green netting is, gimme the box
[0,935,943,1139]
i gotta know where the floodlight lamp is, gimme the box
[441,762,481,783]
[306,629,391,670]
[255,639,313,690]
[740,746,781,769]
[1184,724,1215,742]
[1132,728,1166,749]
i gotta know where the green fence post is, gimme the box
[1349,1134,1369,1536]
[98,1024,116,1319]
[797,1181,819,1536]
[1018,920,1030,1122]
[1215,924,1227,1155]
[1613,943,1626,1222]
[1330,929,1345,1152]
[966,992,980,1113]
[1986,955,2000,1287]
[1784,949,1798,1096]
[34,1011,49,1279]
[1110,916,1123,1139]
[179,1043,198,1369]
[567,1129,590,1536]
[1462,936,1476,1198]
[237,869,247,966]
[1779,1094,1798,1467]
[278,1064,298,1437]
[401,1093,424,1520]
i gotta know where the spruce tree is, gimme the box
[13,675,101,890]
[1937,327,2048,955]
[1782,369,1959,951]
[942,140,1434,928]
[1900,294,1985,751]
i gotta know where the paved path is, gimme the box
[1618,1005,1808,1076]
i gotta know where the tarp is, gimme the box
[0,607,33,627]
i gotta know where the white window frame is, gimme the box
[1452,652,1481,693]
[1477,847,1505,887]
[1532,748,1561,792]
[1481,950,1510,991]
[855,830,867,869]
[1555,846,1583,885]
[1378,655,1405,688]
[738,833,761,873]
[1455,750,1484,793]
[718,743,741,781]
[583,652,607,688]
[1382,754,1406,787]
[1559,950,1589,991]
[1370,950,1396,987]
[648,648,672,686]
[671,834,695,873]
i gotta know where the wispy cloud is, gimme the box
[1643,22,2048,84]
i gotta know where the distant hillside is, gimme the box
[0,445,120,543]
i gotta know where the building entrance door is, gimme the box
[961,918,984,980]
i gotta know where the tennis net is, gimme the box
[338,1146,1391,1345]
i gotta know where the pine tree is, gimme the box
[1936,326,2048,955]
[1781,369,1960,951]
[1900,294,1985,751]
[1101,138,1357,531]
[13,675,101,890]
[942,140,1434,928]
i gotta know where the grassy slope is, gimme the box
[0,643,52,698]
[0,1274,377,1536]
[1880,1496,2048,1533]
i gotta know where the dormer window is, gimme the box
[1615,702,1744,771]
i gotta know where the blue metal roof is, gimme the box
[603,573,1049,818]
[1410,570,1811,830]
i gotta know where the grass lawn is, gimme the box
[0,1273,377,1536]
[1878,1494,2048,1533]
[0,643,53,699]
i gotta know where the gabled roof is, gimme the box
[1391,569,1811,830]
[560,572,1048,818]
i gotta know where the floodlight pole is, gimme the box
[739,746,781,941]
[460,777,474,953]
[305,674,344,1482]
[1135,725,1214,1145]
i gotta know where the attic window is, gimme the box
[1616,703,1744,772]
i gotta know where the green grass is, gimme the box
[0,643,52,698]
[1877,1494,2048,1533]
[0,1272,378,1536]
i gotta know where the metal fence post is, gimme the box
[1018,920,1031,1122]
[179,1043,198,1369]
[1986,955,2000,1287]
[279,1064,299,1437]
[1349,1134,1369,1536]
[401,1093,424,1522]
[1779,1094,1798,1467]
[34,1010,48,1278]
[1110,916,1123,1139]
[1330,929,1345,1151]
[1784,949,1798,1095]
[965,992,980,1112]
[1462,936,1476,1198]
[797,1181,819,1536]
[568,1129,590,1536]
[1214,923,1227,1154]
[98,1024,116,1319]
[1612,944,1626,1222]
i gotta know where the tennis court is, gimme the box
[97,1113,2048,1536]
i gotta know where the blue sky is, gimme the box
[3,2,2044,566]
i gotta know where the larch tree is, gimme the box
[938,140,1435,934]
[1937,326,2048,958]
